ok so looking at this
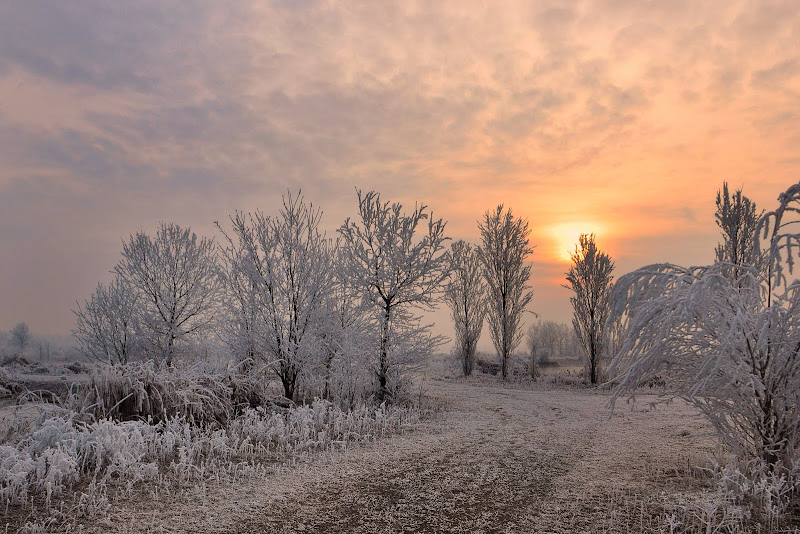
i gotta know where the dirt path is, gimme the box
[104,378,714,533]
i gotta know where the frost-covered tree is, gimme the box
[216,229,260,366]
[73,276,141,365]
[478,205,534,380]
[115,223,219,366]
[565,234,614,384]
[610,181,800,469]
[317,241,368,401]
[218,192,335,400]
[445,240,486,377]
[338,190,450,401]
[10,322,30,353]
[715,182,763,283]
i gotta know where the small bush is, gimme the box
[646,457,800,533]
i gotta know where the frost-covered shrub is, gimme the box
[710,458,799,529]
[1,414,170,506]
[0,396,418,515]
[227,399,416,455]
[77,361,273,426]
[656,458,800,533]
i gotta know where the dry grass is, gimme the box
[0,363,421,533]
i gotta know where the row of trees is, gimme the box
[74,191,447,402]
[445,206,535,379]
[90,181,775,408]
[1,323,77,361]
[75,182,762,401]
[527,182,775,393]
[74,191,545,401]
[446,207,613,384]
[515,180,800,477]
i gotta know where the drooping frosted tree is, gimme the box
[338,190,450,401]
[445,240,486,376]
[115,223,219,366]
[564,234,614,384]
[478,205,534,380]
[610,181,800,469]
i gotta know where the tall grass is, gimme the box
[0,363,421,531]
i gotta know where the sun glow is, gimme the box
[547,222,606,263]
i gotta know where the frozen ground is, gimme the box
[85,376,716,533]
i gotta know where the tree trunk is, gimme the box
[323,351,334,401]
[280,360,297,400]
[377,304,391,402]
[166,334,175,368]
[462,347,473,377]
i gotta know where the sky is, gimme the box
[1,1,799,348]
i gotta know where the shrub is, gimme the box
[77,361,275,426]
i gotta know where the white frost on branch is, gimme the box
[338,190,450,401]
[114,223,219,366]
[478,205,534,380]
[216,192,335,400]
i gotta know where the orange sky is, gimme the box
[0,2,798,348]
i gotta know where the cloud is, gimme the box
[0,1,799,334]
[752,58,800,89]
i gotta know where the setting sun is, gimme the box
[547,222,607,263]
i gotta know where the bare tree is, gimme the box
[218,192,335,400]
[610,181,800,470]
[565,234,615,384]
[445,240,486,377]
[73,276,141,365]
[10,322,30,353]
[338,190,450,401]
[478,205,534,380]
[115,223,219,366]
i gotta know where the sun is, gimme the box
[547,222,606,263]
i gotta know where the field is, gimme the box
[119,380,713,533]
[2,353,754,533]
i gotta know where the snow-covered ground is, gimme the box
[77,375,716,533]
